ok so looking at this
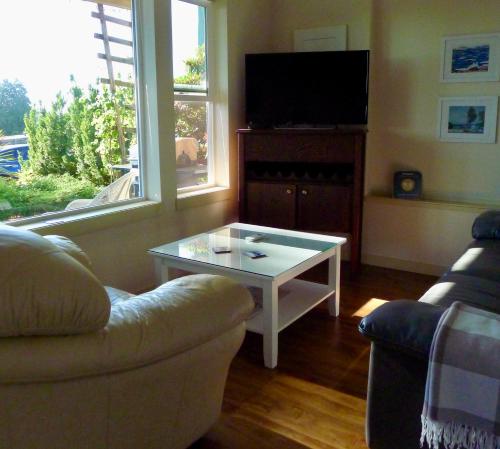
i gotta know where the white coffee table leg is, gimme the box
[155,258,172,284]
[328,246,341,317]
[263,282,279,369]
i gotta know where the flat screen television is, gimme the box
[245,50,369,128]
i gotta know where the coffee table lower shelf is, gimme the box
[245,279,334,335]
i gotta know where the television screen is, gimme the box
[245,50,369,128]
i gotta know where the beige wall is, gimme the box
[366,0,500,273]
[33,1,500,286]
[268,0,500,203]
[368,0,500,204]
[33,0,273,294]
[362,197,489,276]
[269,0,500,274]
[70,201,235,293]
[270,0,372,52]
[227,0,273,187]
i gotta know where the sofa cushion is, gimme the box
[420,273,500,314]
[420,239,500,313]
[447,239,500,283]
[0,225,110,336]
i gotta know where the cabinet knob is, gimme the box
[286,188,293,195]
[301,189,308,196]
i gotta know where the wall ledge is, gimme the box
[365,195,498,214]
[362,253,445,277]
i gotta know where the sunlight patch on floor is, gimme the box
[352,298,387,318]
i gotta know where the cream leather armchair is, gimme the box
[0,225,254,449]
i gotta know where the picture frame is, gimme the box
[294,25,347,52]
[441,33,500,82]
[438,96,498,143]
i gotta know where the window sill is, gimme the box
[176,186,232,210]
[14,200,162,237]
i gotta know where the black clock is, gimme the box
[393,171,422,199]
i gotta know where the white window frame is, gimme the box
[174,0,216,194]
[7,0,230,230]
[4,0,149,226]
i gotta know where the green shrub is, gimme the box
[0,174,100,221]
[23,80,136,187]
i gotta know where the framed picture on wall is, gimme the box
[294,25,347,52]
[438,96,498,143]
[441,33,500,82]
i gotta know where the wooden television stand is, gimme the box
[237,128,366,275]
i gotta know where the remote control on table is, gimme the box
[245,234,264,242]
[244,250,267,259]
[213,247,231,254]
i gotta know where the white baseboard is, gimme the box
[362,253,446,277]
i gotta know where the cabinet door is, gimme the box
[246,182,296,229]
[296,184,352,233]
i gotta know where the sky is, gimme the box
[0,0,199,107]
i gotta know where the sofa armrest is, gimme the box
[0,274,254,383]
[472,210,500,240]
[359,300,446,359]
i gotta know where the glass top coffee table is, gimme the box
[149,222,346,368]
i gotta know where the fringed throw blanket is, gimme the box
[421,301,500,449]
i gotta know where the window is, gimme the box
[172,0,213,190]
[0,0,141,223]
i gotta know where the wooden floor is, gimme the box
[192,264,436,449]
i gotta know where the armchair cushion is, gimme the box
[0,274,254,383]
[0,225,110,337]
[471,209,500,240]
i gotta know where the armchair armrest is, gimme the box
[358,300,446,359]
[0,274,254,383]
[472,210,500,240]
[110,274,255,361]
[43,234,94,272]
